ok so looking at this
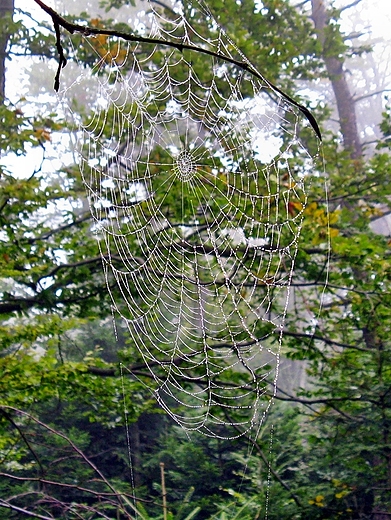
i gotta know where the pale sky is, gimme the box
[21,0,391,39]
[338,0,391,84]
[22,0,391,43]
[350,0,391,40]
[5,0,389,174]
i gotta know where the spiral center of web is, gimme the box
[174,149,197,182]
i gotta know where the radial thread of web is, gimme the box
[61,0,317,438]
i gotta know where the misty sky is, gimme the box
[338,0,391,64]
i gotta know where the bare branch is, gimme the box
[37,255,104,282]
[32,0,321,140]
[339,0,363,13]
[282,330,372,352]
[26,212,92,244]
[0,409,44,474]
[272,392,379,407]
[354,88,391,102]
[0,499,54,520]
[370,208,391,222]
[0,406,125,507]
[294,0,311,8]
[0,473,136,501]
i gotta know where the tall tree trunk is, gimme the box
[311,0,362,159]
[0,0,14,102]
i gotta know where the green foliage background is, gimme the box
[0,0,390,519]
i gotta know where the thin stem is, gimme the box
[160,462,168,520]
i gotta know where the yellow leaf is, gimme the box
[328,210,341,224]
[309,495,325,507]
[335,490,349,499]
[114,48,127,65]
[329,227,339,237]
[33,128,51,142]
[90,18,103,27]
[305,201,318,213]
[292,201,303,210]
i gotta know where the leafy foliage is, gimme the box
[0,0,390,519]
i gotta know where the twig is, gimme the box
[0,499,54,520]
[0,406,127,510]
[282,330,372,352]
[339,0,363,13]
[0,409,45,475]
[50,18,66,91]
[354,88,391,102]
[160,462,168,520]
[0,473,136,501]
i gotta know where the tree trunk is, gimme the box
[0,0,14,102]
[311,2,390,518]
[311,0,362,159]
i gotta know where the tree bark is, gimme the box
[0,0,14,102]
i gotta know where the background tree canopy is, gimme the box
[0,0,390,519]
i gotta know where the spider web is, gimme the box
[61,0,318,438]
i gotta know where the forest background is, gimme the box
[0,0,391,519]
